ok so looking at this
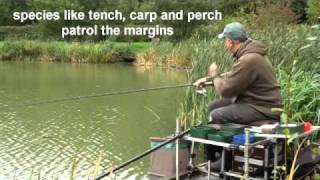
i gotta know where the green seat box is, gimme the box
[190,126,217,139]
[208,131,235,143]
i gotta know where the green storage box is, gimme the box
[190,126,217,139]
[220,123,245,134]
[208,131,235,143]
[276,124,304,134]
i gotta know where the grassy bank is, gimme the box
[0,40,154,63]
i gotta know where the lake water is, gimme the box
[0,62,187,179]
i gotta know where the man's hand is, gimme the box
[193,63,220,88]
[209,63,220,78]
[193,77,207,88]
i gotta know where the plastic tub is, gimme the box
[233,133,255,145]
[208,131,234,143]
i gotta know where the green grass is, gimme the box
[0,40,155,63]
[112,42,153,53]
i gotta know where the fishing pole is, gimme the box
[95,129,191,180]
[3,83,193,110]
[2,81,213,110]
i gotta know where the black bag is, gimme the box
[294,145,320,179]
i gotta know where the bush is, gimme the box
[307,0,320,23]
[291,0,308,22]
[253,1,298,28]
[0,25,41,40]
[192,15,250,40]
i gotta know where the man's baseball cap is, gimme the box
[218,22,248,41]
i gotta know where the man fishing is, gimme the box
[194,22,282,168]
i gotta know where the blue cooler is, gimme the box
[233,133,255,145]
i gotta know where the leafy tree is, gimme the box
[0,0,32,26]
